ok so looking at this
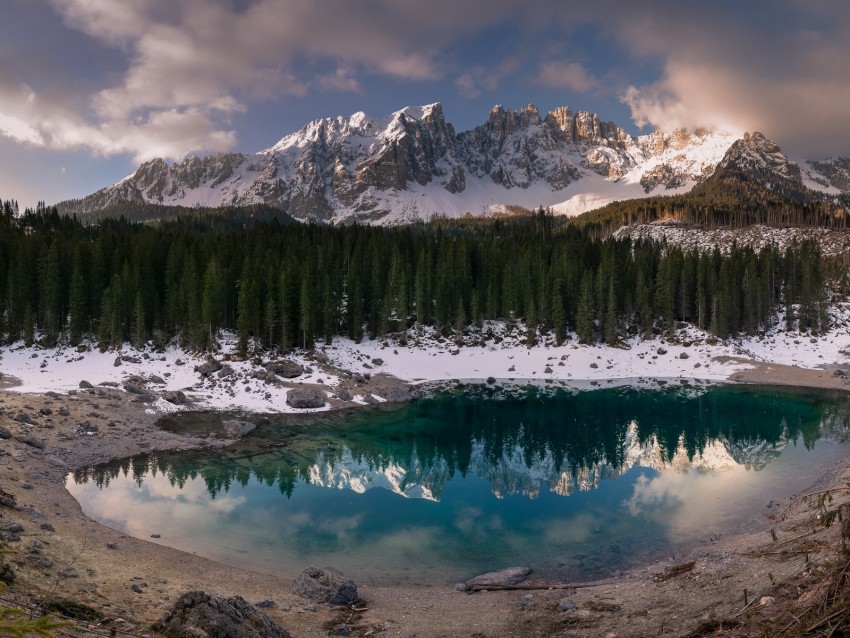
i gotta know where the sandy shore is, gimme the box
[1,355,849,637]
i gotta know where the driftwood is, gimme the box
[464,579,619,593]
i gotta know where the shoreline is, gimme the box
[2,331,850,635]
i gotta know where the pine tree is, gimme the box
[576,270,596,344]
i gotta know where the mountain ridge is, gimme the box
[56,103,849,224]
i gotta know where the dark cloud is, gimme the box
[1,0,849,163]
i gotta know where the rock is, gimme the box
[679,352,689,359]
[1,522,23,534]
[0,565,15,585]
[162,391,190,406]
[759,596,775,606]
[487,377,496,384]
[114,356,123,367]
[0,426,11,440]
[371,358,384,366]
[79,380,94,389]
[657,347,668,355]
[39,407,52,416]
[255,600,275,608]
[558,598,578,612]
[330,623,352,635]
[106,542,118,550]
[122,355,142,364]
[589,363,598,369]
[40,523,55,532]
[150,375,166,384]
[196,359,223,377]
[292,567,358,605]
[58,406,71,417]
[286,388,326,409]
[15,413,35,424]
[377,385,414,403]
[15,435,45,449]
[0,490,17,509]
[217,365,235,378]
[79,422,99,434]
[152,590,291,638]
[266,360,304,379]
[34,557,53,569]
[463,567,531,590]
[363,394,378,405]
[222,420,256,438]
[131,584,144,594]
[338,388,352,401]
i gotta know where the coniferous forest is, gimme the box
[0,202,835,354]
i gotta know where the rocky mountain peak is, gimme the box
[718,131,802,185]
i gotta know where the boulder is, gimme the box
[222,420,256,438]
[286,388,326,409]
[15,435,45,450]
[0,426,11,440]
[217,365,235,379]
[79,380,94,389]
[162,391,190,406]
[376,385,414,403]
[266,360,304,379]
[152,591,291,638]
[196,360,223,377]
[292,567,358,605]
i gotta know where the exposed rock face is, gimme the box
[805,157,850,191]
[152,591,291,638]
[292,567,358,605]
[717,131,803,186]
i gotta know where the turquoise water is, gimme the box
[67,384,850,585]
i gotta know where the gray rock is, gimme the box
[679,352,689,359]
[338,388,352,401]
[377,386,414,403]
[558,598,577,612]
[292,567,358,605]
[196,359,223,377]
[34,557,53,569]
[266,360,304,379]
[150,375,166,384]
[222,420,256,438]
[1,522,23,533]
[152,590,291,638]
[114,356,123,367]
[79,380,94,389]
[58,406,71,417]
[15,413,35,424]
[217,365,235,378]
[464,566,531,590]
[0,426,11,440]
[286,388,326,409]
[15,435,45,449]
[162,391,189,406]
[371,358,384,366]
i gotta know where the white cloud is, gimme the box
[455,58,519,99]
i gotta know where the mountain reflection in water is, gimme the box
[74,384,850,502]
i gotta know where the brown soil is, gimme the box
[0,359,848,637]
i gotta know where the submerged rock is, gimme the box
[153,590,291,638]
[292,567,358,605]
[222,420,256,438]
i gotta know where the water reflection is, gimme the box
[67,385,850,583]
[74,385,848,502]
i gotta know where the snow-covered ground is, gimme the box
[3,305,850,414]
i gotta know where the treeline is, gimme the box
[0,205,833,353]
[576,165,850,237]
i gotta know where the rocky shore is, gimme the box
[0,347,849,636]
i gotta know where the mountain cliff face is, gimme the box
[57,103,850,223]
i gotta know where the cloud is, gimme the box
[316,67,362,93]
[537,61,599,93]
[455,58,519,98]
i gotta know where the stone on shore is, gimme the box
[292,567,358,605]
[152,590,291,638]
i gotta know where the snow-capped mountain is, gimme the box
[302,422,789,502]
[56,103,849,224]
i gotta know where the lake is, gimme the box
[67,383,850,585]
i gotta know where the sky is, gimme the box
[2,0,850,209]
